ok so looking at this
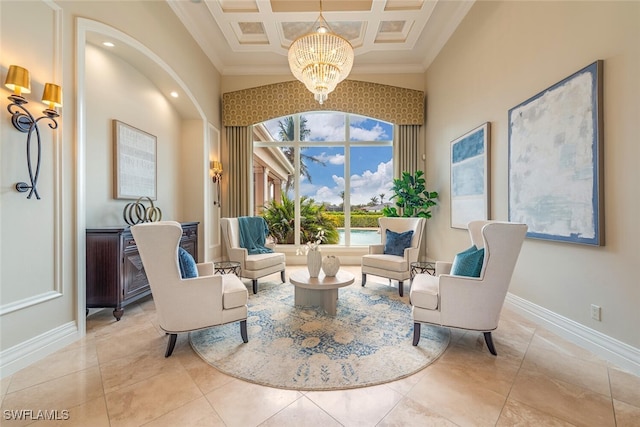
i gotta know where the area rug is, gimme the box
[189,280,449,391]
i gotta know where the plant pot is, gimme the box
[322,255,340,277]
[307,250,322,278]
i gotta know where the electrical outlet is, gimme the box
[590,304,601,321]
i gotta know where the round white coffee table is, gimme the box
[289,270,355,315]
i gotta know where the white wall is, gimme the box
[0,1,73,359]
[85,44,183,226]
[424,1,640,350]
[0,0,222,377]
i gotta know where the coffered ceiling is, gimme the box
[168,0,475,75]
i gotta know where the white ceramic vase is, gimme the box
[307,250,322,278]
[322,255,340,277]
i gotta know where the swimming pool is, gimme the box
[337,229,381,246]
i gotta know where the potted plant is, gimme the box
[382,170,438,218]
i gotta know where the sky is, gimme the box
[263,113,394,206]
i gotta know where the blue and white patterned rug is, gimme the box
[189,280,449,391]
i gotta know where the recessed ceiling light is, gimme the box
[170,91,179,98]
[103,42,115,47]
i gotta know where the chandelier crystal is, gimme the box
[288,8,354,104]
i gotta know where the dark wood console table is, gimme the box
[86,222,198,320]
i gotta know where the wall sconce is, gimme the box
[5,64,62,200]
[210,160,223,207]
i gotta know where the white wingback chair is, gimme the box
[361,217,425,297]
[131,221,248,357]
[220,217,286,294]
[410,220,527,355]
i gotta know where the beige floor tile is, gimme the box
[447,328,467,344]
[378,397,458,426]
[609,366,640,407]
[137,294,156,312]
[407,363,506,426]
[143,396,225,427]
[94,324,165,364]
[509,368,615,427]
[306,384,403,427]
[1,374,12,400]
[532,328,608,365]
[104,367,203,427]
[499,307,538,329]
[99,342,184,394]
[385,366,430,395]
[5,265,638,427]
[437,342,522,396]
[496,398,576,426]
[8,343,99,393]
[260,395,342,426]
[30,396,110,427]
[405,362,507,426]
[521,337,611,396]
[205,379,301,426]
[175,347,236,394]
[613,398,640,427]
[453,330,495,354]
[494,315,537,358]
[88,306,153,340]
[1,367,104,427]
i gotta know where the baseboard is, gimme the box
[505,293,640,376]
[0,321,80,379]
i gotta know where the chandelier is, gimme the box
[287,2,354,104]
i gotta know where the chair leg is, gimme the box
[412,323,421,346]
[484,332,497,356]
[280,269,285,283]
[240,320,248,343]
[165,333,177,357]
[252,279,258,294]
[362,273,366,286]
[398,281,404,297]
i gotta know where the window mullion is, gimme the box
[344,115,351,246]
[294,114,301,247]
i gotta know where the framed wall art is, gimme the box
[450,122,490,229]
[113,120,157,200]
[508,60,604,245]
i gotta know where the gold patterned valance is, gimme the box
[222,79,424,126]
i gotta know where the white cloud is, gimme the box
[350,123,389,141]
[304,160,393,206]
[305,113,346,141]
[315,152,345,165]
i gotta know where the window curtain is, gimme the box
[395,124,420,176]
[226,126,252,217]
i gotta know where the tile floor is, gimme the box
[1,265,639,426]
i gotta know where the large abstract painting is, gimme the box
[508,61,604,245]
[450,123,490,229]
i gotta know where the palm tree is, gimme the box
[379,193,385,205]
[369,196,379,206]
[278,116,325,192]
[260,193,338,244]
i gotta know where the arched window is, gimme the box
[253,112,393,247]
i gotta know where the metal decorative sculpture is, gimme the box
[123,197,162,226]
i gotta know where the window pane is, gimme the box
[349,146,393,206]
[263,116,295,142]
[299,146,344,208]
[350,115,393,142]
[254,112,393,247]
[305,112,346,143]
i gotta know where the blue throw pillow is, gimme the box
[178,247,198,279]
[451,245,484,277]
[383,229,414,256]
